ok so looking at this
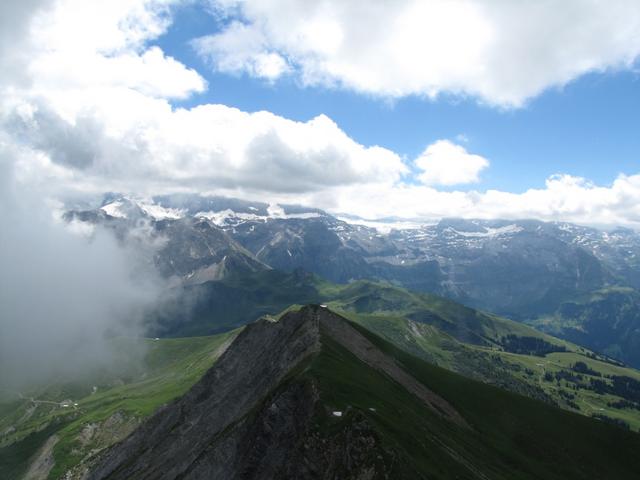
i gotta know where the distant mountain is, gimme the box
[396,218,640,310]
[65,193,640,362]
[65,195,269,285]
[529,287,640,367]
[88,306,640,480]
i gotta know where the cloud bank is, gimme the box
[0,0,640,234]
[316,173,640,228]
[197,0,640,107]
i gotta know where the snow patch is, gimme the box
[100,201,127,218]
[139,202,184,220]
[196,207,321,225]
[452,224,523,238]
[283,212,322,219]
[267,203,285,218]
[196,209,263,226]
[336,216,426,234]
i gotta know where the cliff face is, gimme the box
[87,306,418,480]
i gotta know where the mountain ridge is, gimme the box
[87,305,640,479]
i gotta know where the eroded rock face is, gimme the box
[88,308,323,480]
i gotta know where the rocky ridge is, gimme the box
[87,305,463,480]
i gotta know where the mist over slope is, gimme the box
[0,158,163,390]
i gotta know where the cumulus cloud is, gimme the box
[6,99,407,194]
[2,0,640,236]
[1,0,205,98]
[193,20,290,80]
[415,140,489,186]
[0,0,406,196]
[198,0,640,106]
[297,173,640,229]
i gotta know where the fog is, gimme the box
[0,149,163,390]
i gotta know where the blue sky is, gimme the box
[155,2,640,194]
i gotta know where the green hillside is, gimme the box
[321,280,640,431]
[301,318,640,479]
[156,271,640,431]
[0,331,238,480]
[5,274,640,477]
[3,301,640,478]
[530,286,640,368]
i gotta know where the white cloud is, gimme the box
[31,45,205,100]
[0,124,163,389]
[415,140,489,186]
[298,173,640,229]
[1,0,206,99]
[1,0,404,197]
[2,0,640,231]
[193,20,290,80]
[198,0,640,106]
[6,98,407,194]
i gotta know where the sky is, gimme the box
[1,0,640,226]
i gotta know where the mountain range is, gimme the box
[66,193,640,367]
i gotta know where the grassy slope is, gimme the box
[5,273,640,477]
[3,293,640,478]
[530,286,640,367]
[307,323,640,479]
[317,280,640,431]
[0,331,237,479]
[212,274,640,431]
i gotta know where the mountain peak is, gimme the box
[87,306,465,479]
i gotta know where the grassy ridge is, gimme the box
[161,271,640,431]
[318,280,640,431]
[0,332,237,479]
[5,272,640,477]
[306,321,640,479]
